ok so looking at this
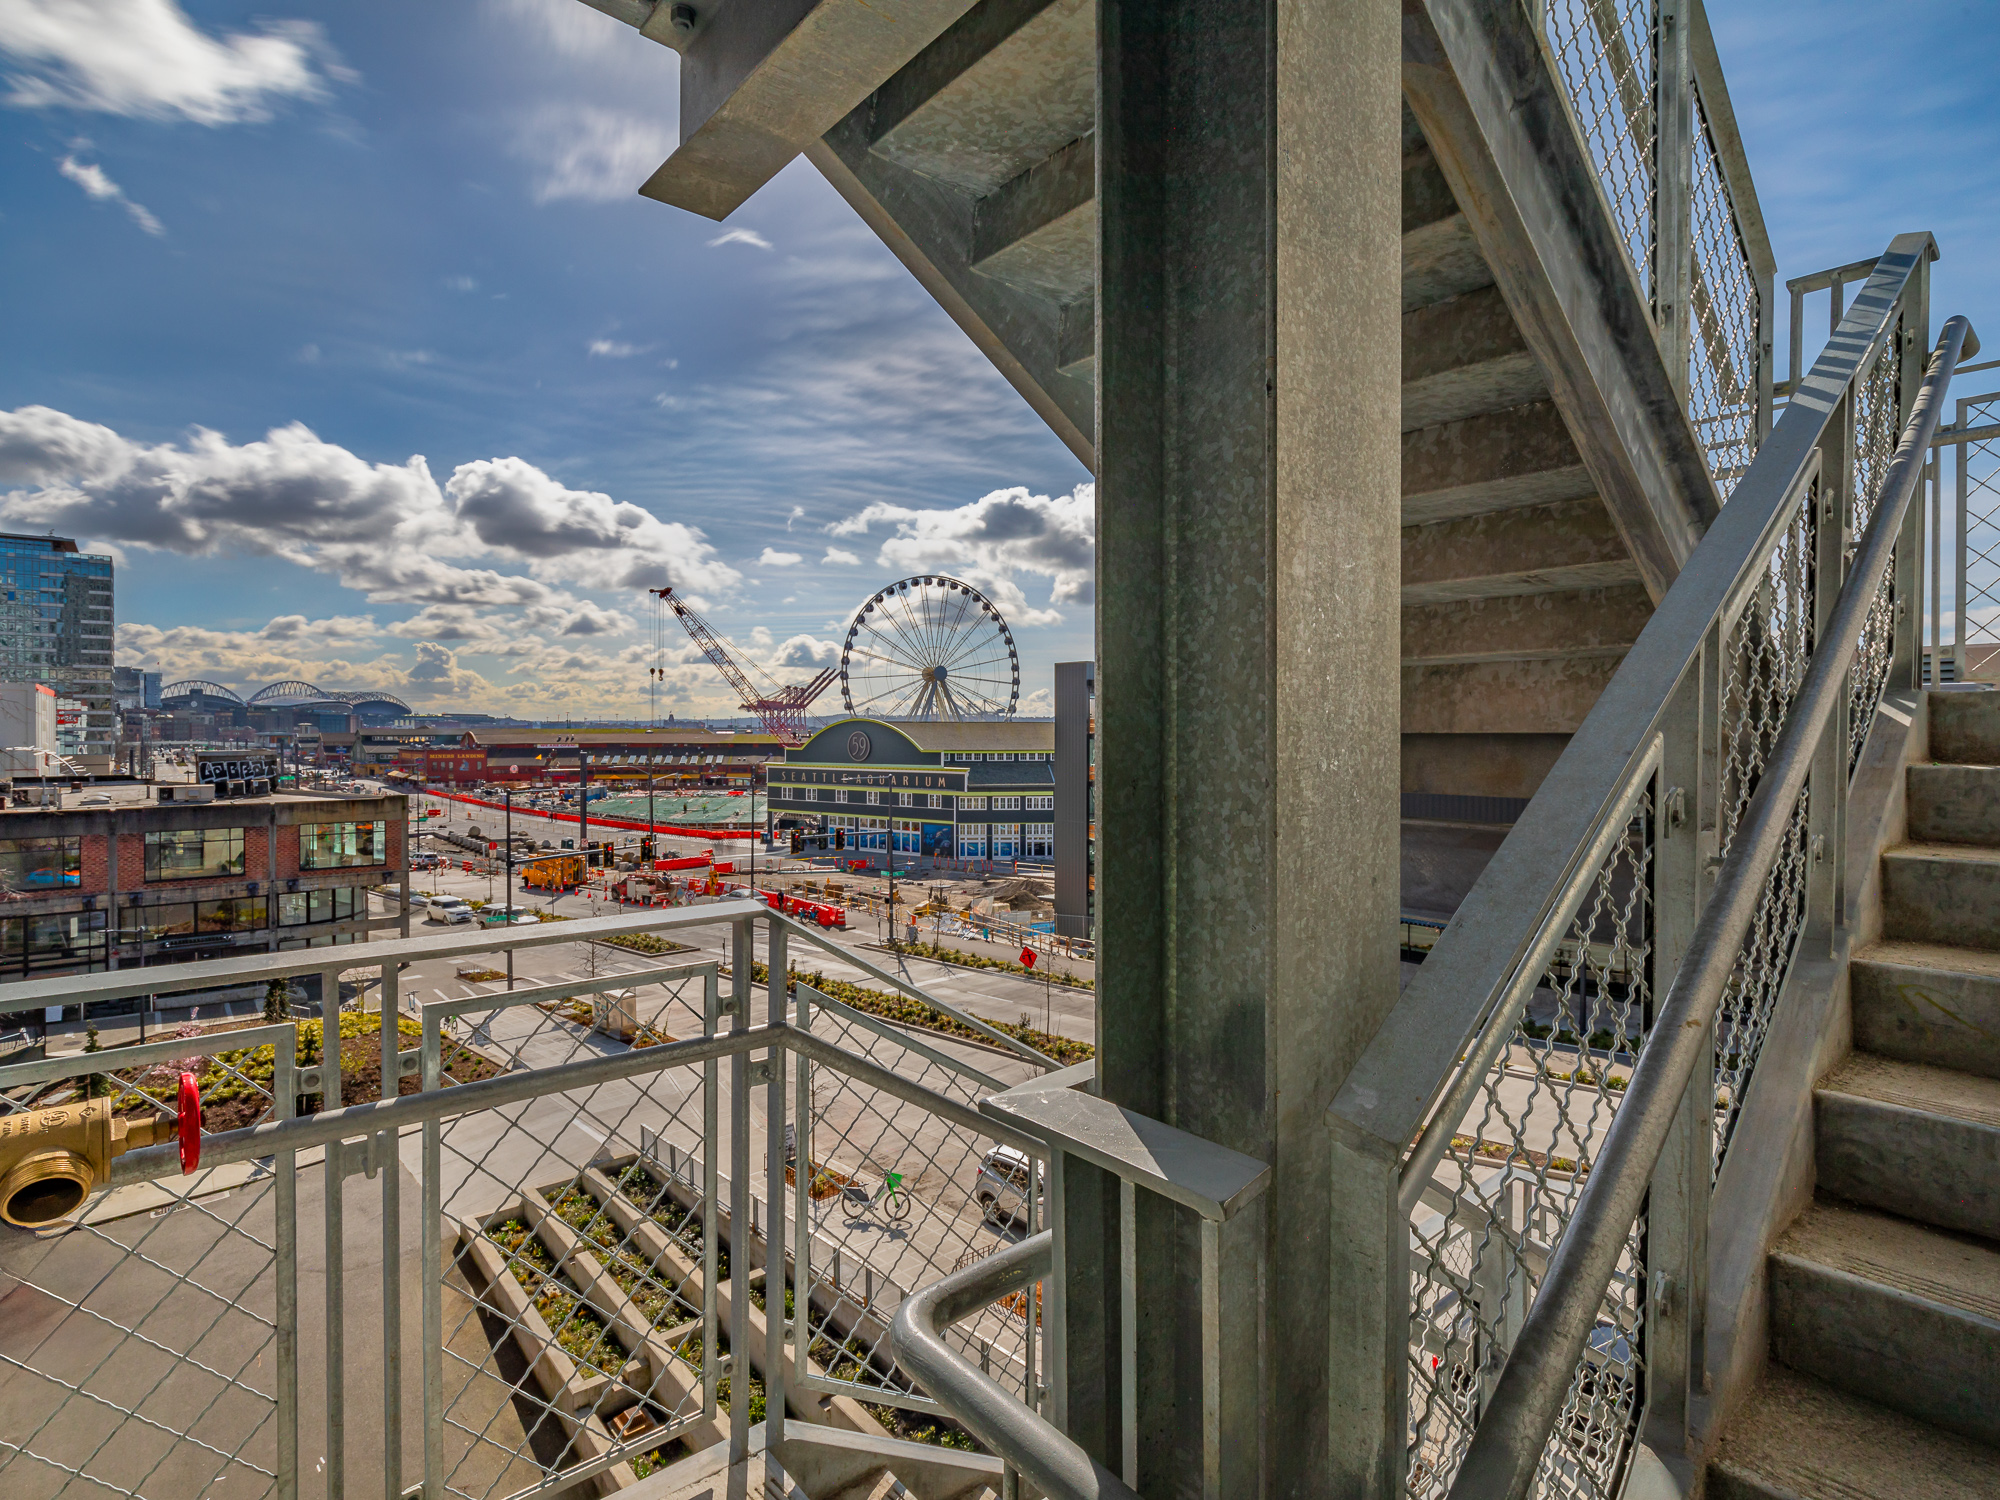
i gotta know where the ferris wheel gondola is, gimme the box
[839,575,1019,721]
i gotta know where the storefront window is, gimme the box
[144,828,246,881]
[0,910,107,976]
[199,897,266,933]
[300,820,387,870]
[0,837,81,893]
[120,904,195,939]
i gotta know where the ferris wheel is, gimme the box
[840,575,1020,721]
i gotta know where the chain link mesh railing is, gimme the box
[0,1022,297,1499]
[787,986,1040,1433]
[1542,0,1658,302]
[1688,84,1761,498]
[1406,790,1654,1499]
[1955,392,2000,673]
[1711,477,1818,1166]
[1847,328,1906,773]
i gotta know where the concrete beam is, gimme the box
[1401,583,1652,665]
[1402,498,1640,603]
[1402,399,1592,524]
[970,133,1095,301]
[867,0,1094,194]
[805,116,1094,465]
[1403,655,1623,735]
[639,0,980,220]
[1402,283,1544,431]
[1404,0,1720,600]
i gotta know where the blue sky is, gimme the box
[0,2,1993,720]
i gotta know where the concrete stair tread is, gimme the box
[1774,1200,2000,1324]
[1709,1365,2000,1500]
[1853,937,2000,979]
[1885,840,2000,865]
[1820,1052,2000,1131]
[826,1469,914,1500]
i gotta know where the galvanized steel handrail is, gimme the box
[891,1231,1140,1500]
[1446,313,1977,1500]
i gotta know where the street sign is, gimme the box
[1019,947,1036,968]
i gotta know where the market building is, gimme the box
[0,776,406,983]
[395,726,784,787]
[767,717,1055,862]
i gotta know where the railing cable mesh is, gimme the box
[1847,331,1906,773]
[1688,84,1761,497]
[1407,793,1653,1499]
[1542,0,1658,303]
[1711,477,1818,1167]
[1956,392,2000,671]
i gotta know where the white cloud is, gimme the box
[57,154,162,235]
[786,505,805,529]
[756,547,803,568]
[0,405,740,613]
[0,1,335,124]
[588,338,644,357]
[822,547,861,566]
[515,103,675,204]
[444,274,477,293]
[707,228,773,251]
[830,483,1095,624]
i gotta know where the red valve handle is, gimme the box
[177,1072,201,1175]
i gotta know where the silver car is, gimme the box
[973,1144,1037,1228]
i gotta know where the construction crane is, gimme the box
[650,586,835,745]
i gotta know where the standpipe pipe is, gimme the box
[0,1072,201,1229]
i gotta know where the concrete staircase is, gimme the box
[1708,690,2000,1498]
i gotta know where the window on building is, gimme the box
[299,820,388,870]
[993,795,1022,811]
[0,910,106,976]
[1026,795,1054,811]
[198,897,266,933]
[0,837,81,893]
[145,828,246,881]
[121,903,195,940]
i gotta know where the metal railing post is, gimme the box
[320,966,345,1500]
[765,938,787,1446]
[1655,0,1694,396]
[1957,402,1971,679]
[703,966,721,1421]
[793,978,812,1410]
[275,1022,300,1500]
[379,960,402,1500]
[727,920,751,1464]
[420,993,444,1500]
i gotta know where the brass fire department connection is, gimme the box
[0,1098,171,1229]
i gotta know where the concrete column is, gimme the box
[1086,1,1401,1494]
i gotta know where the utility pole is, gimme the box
[578,746,590,887]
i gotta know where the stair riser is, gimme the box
[1881,854,2000,952]
[1815,1095,2000,1239]
[1851,960,2000,1080]
[1930,691,2000,766]
[1770,1257,2000,1448]
[1908,764,2000,846]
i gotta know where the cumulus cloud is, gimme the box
[403,641,487,698]
[57,153,162,235]
[0,1,336,123]
[822,548,861,566]
[830,483,1095,624]
[756,548,802,568]
[515,103,674,204]
[588,338,644,357]
[708,228,772,251]
[763,634,839,670]
[117,614,386,691]
[0,405,739,611]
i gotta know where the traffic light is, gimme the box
[833,827,845,850]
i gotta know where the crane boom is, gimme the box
[651,587,834,744]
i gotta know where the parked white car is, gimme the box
[425,896,475,925]
[972,1144,1038,1228]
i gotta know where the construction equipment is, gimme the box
[651,586,834,744]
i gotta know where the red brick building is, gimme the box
[0,788,407,981]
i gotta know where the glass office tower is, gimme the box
[0,535,115,760]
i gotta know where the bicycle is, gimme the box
[838,1170,913,1226]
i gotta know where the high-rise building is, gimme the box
[112,666,162,711]
[0,534,115,762]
